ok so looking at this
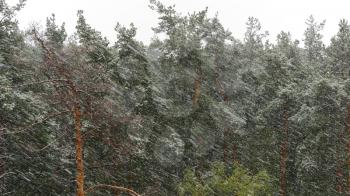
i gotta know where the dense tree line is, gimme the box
[2,0,350,195]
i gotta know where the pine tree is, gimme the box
[45,13,67,49]
[304,15,325,67]
[76,10,112,64]
[0,0,25,64]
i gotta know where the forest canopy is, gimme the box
[1,0,350,195]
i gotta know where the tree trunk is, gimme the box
[223,128,228,163]
[232,143,237,164]
[192,77,201,106]
[336,128,343,193]
[279,110,288,196]
[0,126,4,193]
[214,68,235,164]
[192,65,203,107]
[337,166,343,193]
[74,105,84,196]
[33,32,86,195]
[347,103,350,195]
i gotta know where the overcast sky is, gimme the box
[8,0,350,45]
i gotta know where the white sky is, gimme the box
[8,0,350,45]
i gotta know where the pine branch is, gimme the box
[85,184,140,196]
[11,79,69,88]
[2,110,70,135]
[31,130,69,152]
[0,172,15,179]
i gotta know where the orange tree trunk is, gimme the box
[279,110,288,196]
[74,105,85,196]
[32,32,86,196]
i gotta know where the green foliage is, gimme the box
[45,13,67,49]
[327,19,350,78]
[3,1,350,195]
[178,162,272,196]
[0,0,25,64]
[76,10,112,64]
[304,15,326,65]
